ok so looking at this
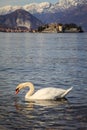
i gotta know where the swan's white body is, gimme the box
[15,82,73,100]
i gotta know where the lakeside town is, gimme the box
[0,23,83,33]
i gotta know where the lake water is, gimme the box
[0,32,87,130]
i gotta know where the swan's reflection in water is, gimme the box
[30,98,68,107]
[15,98,68,110]
[14,98,69,129]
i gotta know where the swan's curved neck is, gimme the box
[21,82,35,97]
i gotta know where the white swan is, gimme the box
[15,82,73,100]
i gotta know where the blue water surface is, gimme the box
[0,32,87,130]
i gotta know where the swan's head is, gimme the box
[15,82,34,95]
[15,83,25,94]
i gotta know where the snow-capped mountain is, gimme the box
[23,2,51,13]
[0,0,86,15]
[57,0,86,8]
[0,2,51,15]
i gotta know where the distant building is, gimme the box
[58,25,63,32]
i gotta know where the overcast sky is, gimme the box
[0,0,59,7]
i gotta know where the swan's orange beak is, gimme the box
[15,88,19,94]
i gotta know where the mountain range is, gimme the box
[0,0,87,31]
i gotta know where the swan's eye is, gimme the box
[15,88,19,94]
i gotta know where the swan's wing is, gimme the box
[30,87,66,100]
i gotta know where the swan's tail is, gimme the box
[61,87,73,98]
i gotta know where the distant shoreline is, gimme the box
[0,24,84,33]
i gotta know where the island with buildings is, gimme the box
[37,23,83,33]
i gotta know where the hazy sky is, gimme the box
[0,0,59,7]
